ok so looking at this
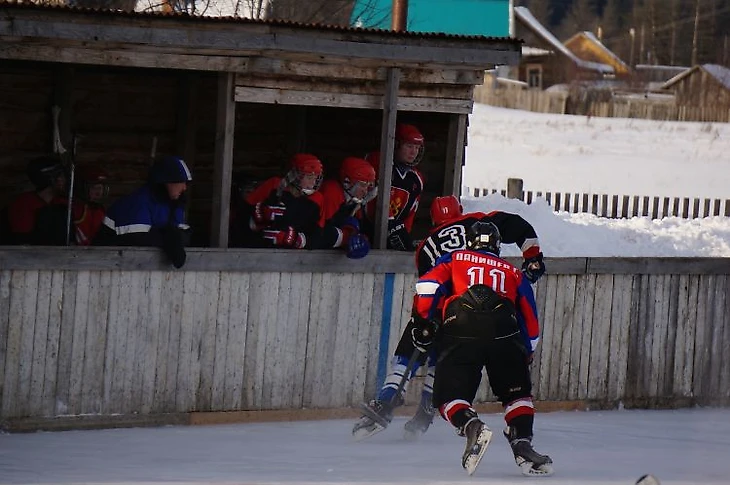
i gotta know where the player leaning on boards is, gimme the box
[412,221,553,477]
[353,196,546,441]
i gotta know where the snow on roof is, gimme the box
[661,64,730,90]
[522,46,552,56]
[514,6,614,74]
[574,31,630,71]
[703,64,730,90]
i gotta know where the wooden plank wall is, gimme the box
[1,267,729,420]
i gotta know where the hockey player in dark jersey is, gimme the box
[365,123,425,251]
[412,221,553,476]
[320,156,377,259]
[230,153,327,249]
[352,195,546,441]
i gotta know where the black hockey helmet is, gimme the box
[26,155,65,190]
[466,221,501,255]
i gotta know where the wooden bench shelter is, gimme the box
[0,2,521,248]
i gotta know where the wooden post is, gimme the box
[506,178,523,200]
[210,72,235,248]
[444,114,468,196]
[374,67,400,250]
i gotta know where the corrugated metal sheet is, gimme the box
[0,0,519,43]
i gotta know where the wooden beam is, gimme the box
[210,73,235,248]
[0,13,521,67]
[243,59,484,85]
[374,68,400,250]
[443,113,468,196]
[234,87,472,114]
[0,247,725,275]
[235,75,474,100]
[0,42,251,72]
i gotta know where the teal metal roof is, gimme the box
[351,0,512,37]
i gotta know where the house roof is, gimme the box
[564,31,630,74]
[514,6,613,74]
[0,1,521,71]
[662,64,730,91]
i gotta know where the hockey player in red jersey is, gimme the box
[72,166,109,246]
[320,157,377,258]
[412,221,553,476]
[365,123,425,251]
[230,153,327,249]
[353,196,546,441]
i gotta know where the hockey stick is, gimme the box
[52,105,77,246]
[359,346,422,427]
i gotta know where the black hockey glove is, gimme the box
[387,222,412,252]
[411,315,439,353]
[522,252,545,283]
[162,226,187,269]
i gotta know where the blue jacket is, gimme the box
[94,184,190,267]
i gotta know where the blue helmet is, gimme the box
[149,156,192,184]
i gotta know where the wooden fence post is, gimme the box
[507,178,524,200]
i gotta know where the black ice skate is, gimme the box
[352,400,394,441]
[403,401,435,440]
[504,428,554,477]
[461,418,493,476]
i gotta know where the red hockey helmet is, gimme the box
[430,195,463,226]
[288,153,323,195]
[78,165,110,201]
[340,157,376,185]
[395,124,424,146]
[395,123,425,167]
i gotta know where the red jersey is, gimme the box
[73,202,105,246]
[415,249,541,352]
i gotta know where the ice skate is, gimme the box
[352,400,394,441]
[403,401,435,440]
[504,428,554,477]
[461,418,493,475]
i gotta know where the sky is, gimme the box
[461,104,730,257]
[2,105,730,485]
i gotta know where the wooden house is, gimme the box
[563,31,631,80]
[514,7,613,89]
[661,64,730,106]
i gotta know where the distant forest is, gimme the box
[517,0,730,67]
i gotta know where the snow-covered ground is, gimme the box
[2,408,729,484]
[462,105,730,257]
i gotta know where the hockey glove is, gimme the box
[411,315,439,353]
[347,233,370,259]
[387,223,412,252]
[251,202,286,230]
[522,252,545,283]
[263,227,305,249]
[162,226,187,269]
[340,216,360,245]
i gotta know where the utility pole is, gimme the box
[691,0,701,66]
[629,28,636,67]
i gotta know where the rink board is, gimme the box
[0,248,728,424]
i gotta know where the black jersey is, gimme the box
[414,211,541,276]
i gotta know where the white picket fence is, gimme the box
[466,188,730,219]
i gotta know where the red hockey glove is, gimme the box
[263,227,305,249]
[251,202,286,230]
